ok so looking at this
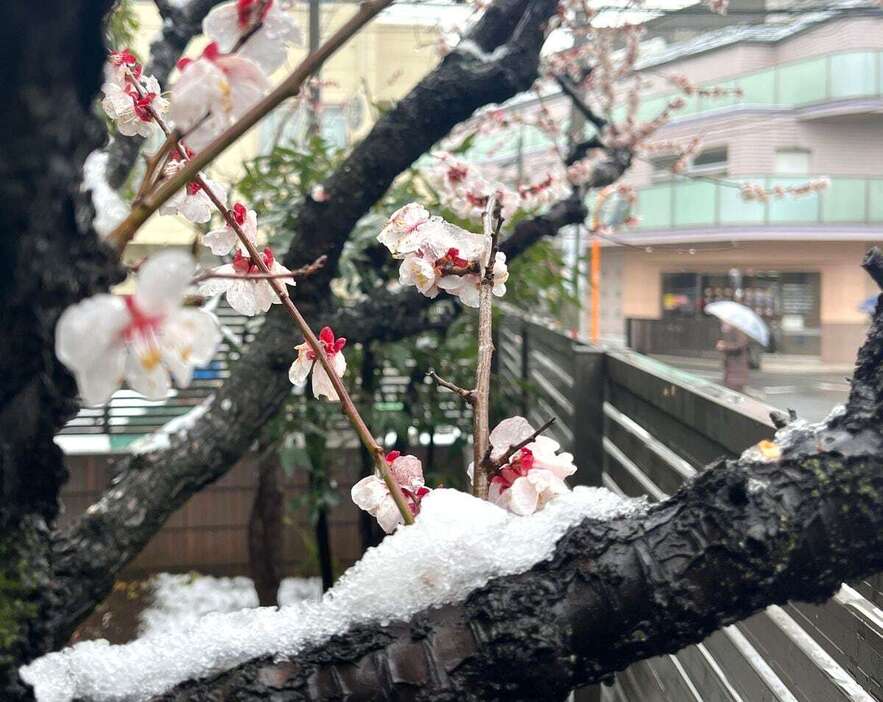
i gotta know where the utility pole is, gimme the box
[307,0,321,136]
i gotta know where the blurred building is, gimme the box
[124,1,463,257]
[475,5,883,363]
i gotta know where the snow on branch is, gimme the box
[23,489,640,701]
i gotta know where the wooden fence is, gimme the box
[497,314,883,702]
[60,445,465,578]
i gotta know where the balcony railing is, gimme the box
[467,49,883,163]
[632,175,883,230]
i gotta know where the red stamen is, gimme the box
[186,181,202,196]
[202,41,221,62]
[237,0,273,28]
[121,296,163,341]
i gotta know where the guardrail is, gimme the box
[633,174,883,230]
[496,313,883,702]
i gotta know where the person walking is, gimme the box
[716,322,750,392]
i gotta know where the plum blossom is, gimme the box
[351,451,430,533]
[101,74,168,138]
[288,326,347,401]
[106,48,141,86]
[468,416,577,516]
[203,202,257,255]
[55,251,221,405]
[378,204,507,306]
[170,42,270,150]
[159,158,229,224]
[198,247,294,316]
[437,250,508,308]
[203,0,302,74]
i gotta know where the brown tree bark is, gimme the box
[154,253,883,700]
[248,448,284,607]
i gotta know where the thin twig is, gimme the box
[231,0,272,53]
[191,255,327,284]
[471,195,502,499]
[484,417,557,476]
[127,77,413,526]
[428,370,476,405]
[108,0,395,251]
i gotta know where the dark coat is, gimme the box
[720,328,750,391]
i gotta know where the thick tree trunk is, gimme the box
[248,449,284,607]
[155,258,883,700]
[0,1,118,698]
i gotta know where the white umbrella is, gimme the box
[705,300,770,347]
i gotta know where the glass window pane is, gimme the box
[823,178,867,222]
[635,183,672,229]
[869,180,883,222]
[720,184,765,225]
[777,57,827,105]
[673,181,716,227]
[738,69,776,105]
[830,52,876,99]
[767,177,820,223]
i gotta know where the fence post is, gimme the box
[520,318,530,417]
[571,345,606,489]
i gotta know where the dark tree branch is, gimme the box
[155,260,883,700]
[50,0,562,647]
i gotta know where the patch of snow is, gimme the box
[82,149,129,238]
[139,574,321,639]
[129,398,213,455]
[21,487,641,702]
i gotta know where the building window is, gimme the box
[652,147,728,181]
[775,148,810,175]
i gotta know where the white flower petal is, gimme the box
[124,348,172,400]
[506,477,540,516]
[75,345,127,406]
[135,250,195,316]
[351,475,388,513]
[55,294,129,372]
[489,416,535,460]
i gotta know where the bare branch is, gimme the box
[428,370,476,405]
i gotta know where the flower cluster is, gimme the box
[55,251,221,405]
[289,326,347,401]
[101,49,169,138]
[351,451,431,533]
[740,177,830,203]
[170,0,300,150]
[377,203,508,308]
[468,417,578,515]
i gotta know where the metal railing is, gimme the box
[633,174,883,230]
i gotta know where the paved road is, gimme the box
[651,355,851,423]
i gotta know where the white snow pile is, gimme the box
[21,487,642,702]
[138,574,322,639]
[81,149,129,238]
